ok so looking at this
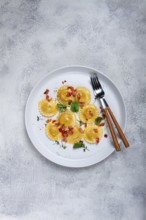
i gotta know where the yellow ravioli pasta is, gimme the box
[57,85,75,105]
[67,124,83,144]
[57,110,76,127]
[79,104,98,123]
[84,125,103,143]
[75,87,91,105]
[46,122,62,141]
[38,99,58,117]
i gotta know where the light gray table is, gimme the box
[0,1,146,220]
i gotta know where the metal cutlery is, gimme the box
[90,73,129,151]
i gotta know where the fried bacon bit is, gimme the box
[62,130,68,137]
[93,129,98,133]
[54,122,60,126]
[66,92,72,97]
[59,125,65,133]
[68,100,72,105]
[99,123,105,126]
[100,108,104,113]
[77,93,81,100]
[95,138,100,143]
[79,128,84,133]
[46,95,52,102]
[68,130,74,135]
[44,89,49,95]
[72,89,77,97]
[66,86,76,97]
[79,102,85,108]
[67,86,74,91]
[102,114,106,119]
[62,137,67,142]
[68,126,74,135]
[46,119,52,123]
[84,123,87,128]
[62,80,67,84]
[89,111,94,117]
[104,134,108,138]
[52,120,56,123]
[68,126,73,131]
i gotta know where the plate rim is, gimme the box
[25,65,127,168]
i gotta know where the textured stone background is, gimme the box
[0,0,146,220]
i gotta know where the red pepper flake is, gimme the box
[44,89,49,95]
[46,119,52,123]
[95,138,100,143]
[52,120,56,123]
[99,123,105,126]
[93,129,98,133]
[104,134,108,138]
[84,123,87,128]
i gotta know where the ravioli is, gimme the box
[38,99,58,117]
[46,122,62,140]
[57,85,75,105]
[79,104,98,123]
[84,125,103,143]
[57,110,76,127]
[67,124,84,144]
[75,87,91,105]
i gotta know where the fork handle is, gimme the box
[103,108,121,151]
[107,106,129,148]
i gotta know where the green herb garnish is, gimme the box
[63,145,67,149]
[95,116,103,125]
[73,141,89,152]
[54,140,67,149]
[73,141,85,149]
[70,102,79,112]
[78,120,84,126]
[57,103,67,112]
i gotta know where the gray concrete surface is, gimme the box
[0,0,146,219]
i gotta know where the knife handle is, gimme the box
[103,108,121,151]
[107,106,129,148]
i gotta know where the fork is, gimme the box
[90,73,129,151]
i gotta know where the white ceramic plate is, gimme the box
[25,66,126,168]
